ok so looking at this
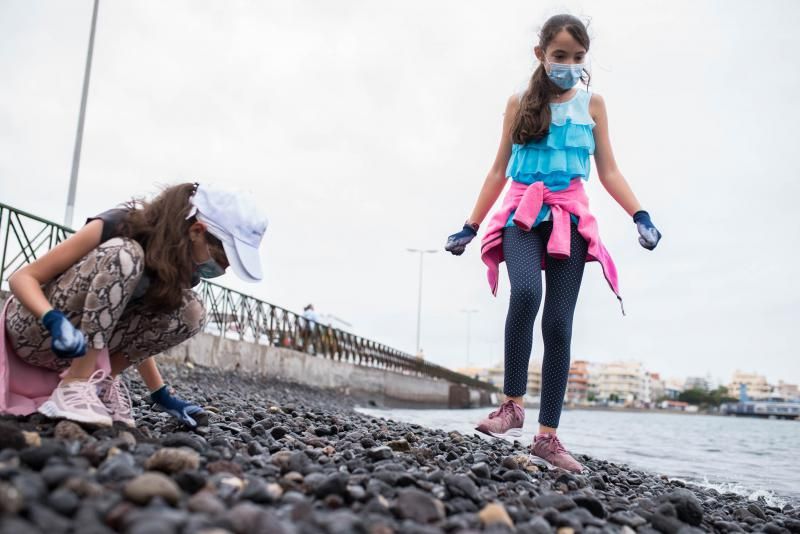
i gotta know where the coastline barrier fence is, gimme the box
[0,202,496,392]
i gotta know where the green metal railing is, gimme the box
[0,202,495,391]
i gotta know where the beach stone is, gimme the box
[471,462,491,479]
[444,473,479,502]
[0,422,27,450]
[46,487,80,517]
[658,488,703,526]
[534,493,576,511]
[20,442,65,470]
[610,510,647,528]
[28,503,72,533]
[368,446,394,461]
[394,488,445,523]
[97,451,140,482]
[173,470,207,494]
[144,447,200,473]
[315,472,348,498]
[54,421,93,443]
[387,439,411,452]
[518,517,552,534]
[161,432,206,452]
[187,490,226,515]
[573,494,606,518]
[22,431,42,448]
[124,472,181,505]
[0,481,23,514]
[479,502,514,528]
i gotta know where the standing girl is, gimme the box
[445,14,661,472]
[2,182,268,427]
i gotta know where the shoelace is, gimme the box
[545,434,568,455]
[106,375,132,416]
[63,369,107,409]
[489,401,517,420]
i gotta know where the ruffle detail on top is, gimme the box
[506,142,592,183]
[521,122,595,152]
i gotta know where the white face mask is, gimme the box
[546,60,585,90]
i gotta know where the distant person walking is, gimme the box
[1,183,268,428]
[444,14,662,472]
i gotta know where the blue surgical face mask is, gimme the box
[546,61,585,90]
[193,240,227,279]
[195,257,225,279]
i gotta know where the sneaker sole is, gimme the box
[38,400,113,427]
[475,427,524,439]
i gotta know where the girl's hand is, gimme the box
[633,211,662,250]
[150,384,206,428]
[445,223,478,256]
[41,309,87,359]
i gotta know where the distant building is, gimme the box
[727,370,772,400]
[566,360,591,405]
[644,372,665,406]
[774,381,799,401]
[527,361,542,397]
[663,377,684,400]
[594,361,646,404]
[684,375,711,392]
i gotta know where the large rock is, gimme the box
[479,502,514,528]
[393,488,445,523]
[657,488,703,526]
[124,472,182,505]
[145,447,200,474]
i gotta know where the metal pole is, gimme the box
[416,252,423,353]
[65,0,100,227]
[407,248,437,354]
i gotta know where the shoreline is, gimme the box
[0,363,797,533]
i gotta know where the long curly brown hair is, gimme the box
[511,14,591,145]
[117,182,199,312]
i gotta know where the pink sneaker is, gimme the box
[475,399,525,438]
[38,369,113,427]
[98,374,135,427]
[530,432,583,473]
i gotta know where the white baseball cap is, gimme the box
[187,183,268,282]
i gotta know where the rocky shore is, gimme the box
[0,364,797,533]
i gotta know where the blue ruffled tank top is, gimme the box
[505,89,595,228]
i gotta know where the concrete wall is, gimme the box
[0,290,491,408]
[160,332,488,409]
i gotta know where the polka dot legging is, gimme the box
[502,221,588,429]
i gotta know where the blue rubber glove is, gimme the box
[445,223,478,256]
[633,210,662,250]
[150,385,206,428]
[41,309,87,359]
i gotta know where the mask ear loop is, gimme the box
[581,54,592,88]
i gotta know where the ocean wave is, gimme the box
[679,476,791,508]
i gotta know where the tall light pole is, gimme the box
[461,308,478,366]
[65,0,100,227]
[407,248,437,354]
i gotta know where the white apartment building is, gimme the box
[727,370,772,400]
[594,361,646,403]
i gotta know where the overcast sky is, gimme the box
[2,0,798,387]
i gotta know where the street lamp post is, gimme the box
[407,248,437,354]
[461,308,478,366]
[65,0,100,227]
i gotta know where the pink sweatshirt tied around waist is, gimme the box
[480,179,624,314]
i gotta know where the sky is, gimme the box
[1,0,799,387]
